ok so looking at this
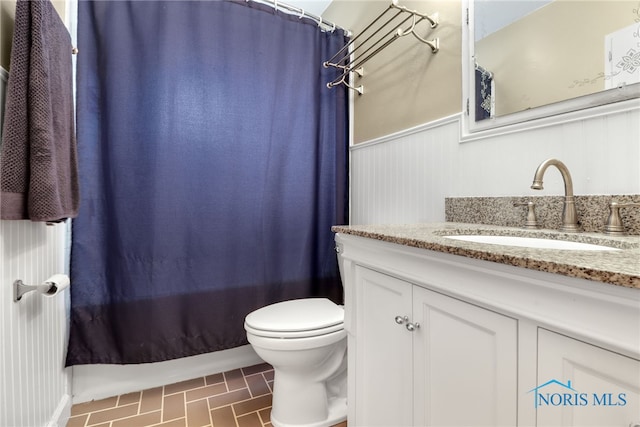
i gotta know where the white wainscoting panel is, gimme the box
[0,220,72,427]
[350,106,640,225]
[351,116,459,225]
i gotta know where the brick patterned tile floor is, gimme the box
[66,363,347,427]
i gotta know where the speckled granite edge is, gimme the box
[445,195,640,235]
[332,223,640,289]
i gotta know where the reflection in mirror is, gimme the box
[473,0,640,122]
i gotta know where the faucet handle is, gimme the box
[603,202,640,235]
[514,201,540,229]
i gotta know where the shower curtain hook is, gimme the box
[318,16,323,28]
[299,9,305,19]
[331,22,336,33]
[274,0,278,12]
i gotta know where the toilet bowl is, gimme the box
[244,298,347,427]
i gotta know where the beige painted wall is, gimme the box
[475,1,635,117]
[1,0,16,69]
[1,0,66,70]
[324,0,462,143]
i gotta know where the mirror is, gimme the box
[465,0,640,133]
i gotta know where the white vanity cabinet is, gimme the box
[412,284,518,426]
[336,233,640,427]
[354,266,517,426]
[353,267,413,426]
[536,330,640,427]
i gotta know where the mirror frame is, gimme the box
[461,0,640,142]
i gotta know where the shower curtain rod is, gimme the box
[247,0,345,33]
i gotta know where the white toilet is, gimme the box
[244,298,347,427]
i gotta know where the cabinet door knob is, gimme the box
[395,315,408,325]
[406,322,420,332]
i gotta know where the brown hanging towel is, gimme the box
[0,0,79,222]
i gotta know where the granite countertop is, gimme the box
[332,223,640,289]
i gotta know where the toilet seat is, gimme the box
[245,298,344,339]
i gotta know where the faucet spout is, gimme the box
[531,158,580,232]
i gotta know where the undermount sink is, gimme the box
[444,235,621,251]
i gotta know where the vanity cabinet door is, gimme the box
[536,329,640,427]
[412,287,518,426]
[354,267,413,427]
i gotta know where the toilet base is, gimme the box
[271,396,347,427]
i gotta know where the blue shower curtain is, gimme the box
[67,0,349,365]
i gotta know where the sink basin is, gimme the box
[444,235,621,251]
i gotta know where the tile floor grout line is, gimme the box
[241,369,250,394]
[205,386,215,427]
[247,409,267,422]
[160,385,166,423]
[83,403,139,427]
[208,375,226,387]
[163,381,207,397]
[184,393,224,406]
[182,388,189,426]
[183,386,232,403]
[231,404,240,427]
[163,391,187,424]
[258,407,269,427]
[222,371,228,394]
[260,372,270,393]
[210,392,271,410]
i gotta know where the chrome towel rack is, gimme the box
[323,0,440,94]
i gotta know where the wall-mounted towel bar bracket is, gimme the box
[397,14,439,52]
[327,67,364,94]
[323,0,440,94]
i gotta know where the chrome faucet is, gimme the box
[530,158,580,232]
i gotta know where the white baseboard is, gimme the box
[71,345,262,404]
[47,393,72,427]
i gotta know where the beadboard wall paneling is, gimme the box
[350,107,640,225]
[351,116,459,225]
[0,220,72,427]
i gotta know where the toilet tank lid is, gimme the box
[245,298,344,333]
